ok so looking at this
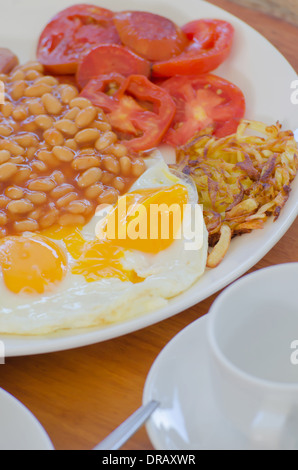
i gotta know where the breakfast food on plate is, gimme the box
[80,73,176,152]
[159,74,246,147]
[0,61,147,238]
[36,4,121,74]
[0,152,208,335]
[175,120,298,267]
[36,4,241,151]
[0,4,297,335]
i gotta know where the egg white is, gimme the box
[0,154,208,335]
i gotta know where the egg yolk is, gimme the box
[0,235,67,294]
[41,226,143,284]
[100,184,189,254]
[40,184,189,285]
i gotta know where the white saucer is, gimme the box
[143,315,259,450]
[0,388,54,450]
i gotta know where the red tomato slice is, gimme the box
[80,73,176,152]
[76,44,151,89]
[152,19,234,77]
[160,74,246,147]
[113,11,188,62]
[36,4,121,74]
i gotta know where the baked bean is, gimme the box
[67,199,90,214]
[28,177,56,192]
[39,207,59,229]
[12,166,31,184]
[77,167,102,188]
[14,219,39,232]
[43,128,64,146]
[18,61,44,73]
[0,228,6,238]
[37,149,60,168]
[0,124,13,136]
[0,211,8,226]
[93,120,111,132]
[101,171,114,185]
[28,207,43,220]
[132,159,146,177]
[64,139,78,151]
[95,131,117,151]
[113,176,125,192]
[41,93,63,115]
[51,184,74,199]
[10,157,25,165]
[22,119,38,133]
[24,83,52,97]
[56,192,78,208]
[63,106,80,120]
[11,80,27,101]
[54,118,78,136]
[10,69,25,81]
[7,198,34,214]
[51,170,65,185]
[10,156,25,165]
[0,162,18,181]
[28,99,45,115]
[31,160,48,172]
[59,213,85,226]
[74,128,100,144]
[60,85,78,104]
[97,188,119,205]
[0,64,145,236]
[103,155,120,174]
[75,106,97,128]
[0,195,9,208]
[110,144,128,158]
[35,76,58,86]
[1,102,13,118]
[52,145,75,162]
[72,155,101,171]
[0,140,24,156]
[0,149,11,164]
[69,97,91,109]
[12,105,28,121]
[14,133,38,147]
[35,114,54,130]
[79,148,96,155]
[5,186,24,200]
[119,156,132,176]
[25,69,41,81]
[26,191,47,205]
[84,183,104,199]
[26,146,38,160]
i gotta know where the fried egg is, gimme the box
[0,153,208,335]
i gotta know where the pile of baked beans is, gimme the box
[0,60,146,237]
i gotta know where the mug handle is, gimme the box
[250,403,290,450]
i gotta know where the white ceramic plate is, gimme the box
[0,0,297,356]
[143,263,298,450]
[143,313,258,450]
[0,387,53,450]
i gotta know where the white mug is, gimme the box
[207,263,298,450]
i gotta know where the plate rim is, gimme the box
[0,387,54,450]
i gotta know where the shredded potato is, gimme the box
[174,120,298,266]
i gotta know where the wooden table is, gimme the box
[1,0,298,451]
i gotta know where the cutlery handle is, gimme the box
[93,400,159,450]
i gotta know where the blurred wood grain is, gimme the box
[227,0,298,27]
